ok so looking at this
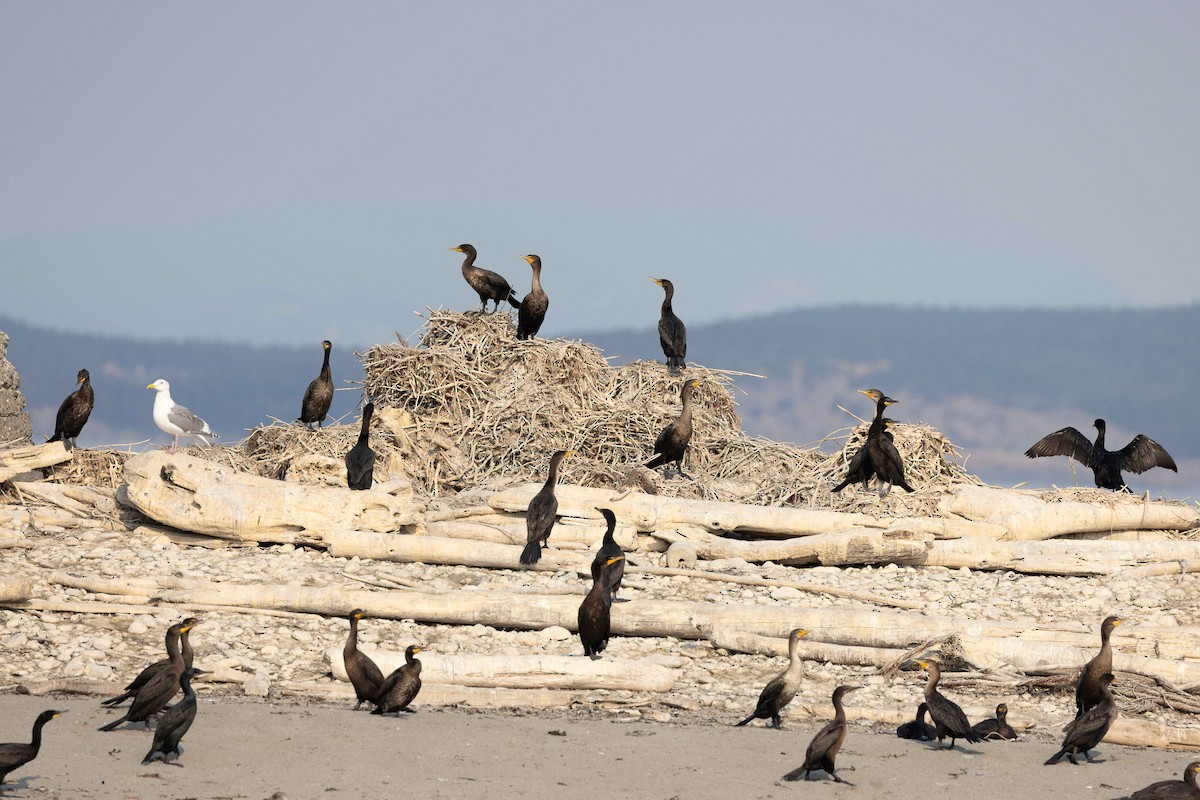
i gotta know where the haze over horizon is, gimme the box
[2,3,1198,346]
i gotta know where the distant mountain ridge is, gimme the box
[4,305,1196,494]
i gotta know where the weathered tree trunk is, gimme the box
[920,538,1200,576]
[326,650,677,691]
[649,526,933,565]
[0,442,71,482]
[122,451,422,543]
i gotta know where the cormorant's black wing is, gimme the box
[1117,435,1177,475]
[1025,427,1093,465]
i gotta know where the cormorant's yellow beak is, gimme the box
[792,628,808,639]
[522,255,534,264]
[450,246,463,253]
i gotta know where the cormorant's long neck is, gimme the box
[916,703,928,723]
[320,347,331,380]
[832,692,847,724]
[461,250,477,275]
[661,287,674,315]
[166,629,183,669]
[923,667,940,699]
[997,707,1007,724]
[29,717,48,753]
[602,516,616,547]
[543,453,565,491]
[530,264,543,294]
[1094,422,1106,451]
[868,397,887,435]
[180,672,195,698]
[679,385,694,423]
[181,629,193,667]
[358,406,374,445]
[81,378,94,401]
[345,617,359,655]
[784,635,804,677]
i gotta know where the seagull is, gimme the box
[147,379,217,453]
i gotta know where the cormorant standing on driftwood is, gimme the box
[520,449,572,566]
[590,508,625,599]
[1025,419,1176,491]
[578,556,623,658]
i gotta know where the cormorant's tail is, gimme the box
[781,767,808,782]
[98,715,128,732]
[899,481,916,493]
[644,454,667,470]
[519,539,542,565]
[1044,748,1067,766]
[100,691,133,707]
[47,432,62,443]
[507,291,521,309]
[830,478,851,493]
[735,714,756,727]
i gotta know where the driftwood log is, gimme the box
[122,451,422,543]
[0,442,71,483]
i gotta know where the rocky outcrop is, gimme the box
[0,331,33,446]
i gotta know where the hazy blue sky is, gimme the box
[2,3,1197,346]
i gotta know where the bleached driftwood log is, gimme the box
[0,578,33,603]
[48,573,1200,685]
[942,485,1200,540]
[122,451,422,543]
[706,628,909,668]
[425,516,646,549]
[326,649,677,691]
[0,442,71,482]
[650,526,933,565]
[326,531,595,571]
[919,537,1200,575]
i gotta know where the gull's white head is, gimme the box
[147,379,171,392]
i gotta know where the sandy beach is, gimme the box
[1,693,1195,800]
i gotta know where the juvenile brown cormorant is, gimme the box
[973,702,1017,740]
[372,645,424,715]
[47,369,93,450]
[651,277,686,371]
[1025,419,1177,491]
[1121,762,1200,799]
[102,617,199,707]
[143,667,204,765]
[345,402,376,490]
[344,609,384,710]
[452,244,520,312]
[896,702,937,741]
[916,659,981,750]
[736,628,808,729]
[833,389,914,495]
[298,340,333,429]
[100,620,195,731]
[0,709,64,787]
[1046,673,1118,765]
[1076,615,1122,718]
[517,255,549,339]
[590,508,625,599]
[782,685,861,784]
[645,379,698,478]
[578,556,623,658]
[520,449,572,566]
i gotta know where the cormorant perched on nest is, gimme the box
[372,645,424,715]
[47,369,93,450]
[1046,673,1118,765]
[100,620,196,731]
[1119,762,1200,799]
[578,556,623,658]
[590,508,625,599]
[298,340,333,429]
[1025,418,1177,491]
[915,659,981,750]
[102,617,200,707]
[736,628,808,730]
[973,703,1017,740]
[832,389,915,495]
[452,244,520,312]
[143,667,205,765]
[517,254,548,339]
[520,449,572,566]
[651,277,686,371]
[0,709,64,788]
[1076,615,1122,718]
[345,402,376,490]
[344,609,384,710]
[645,378,698,478]
[782,685,862,784]
[896,702,937,741]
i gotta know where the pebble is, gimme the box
[539,625,572,641]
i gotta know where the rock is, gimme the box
[243,669,271,697]
[769,586,802,601]
[539,625,572,641]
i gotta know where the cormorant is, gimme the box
[100,620,195,731]
[896,702,937,741]
[372,645,424,715]
[832,389,914,495]
[1025,418,1177,491]
[590,508,625,599]
[578,556,623,658]
[345,402,376,490]
[916,659,981,750]
[47,369,93,450]
[147,380,217,452]
[1120,762,1200,799]
[520,449,572,566]
[1046,673,1118,765]
[102,617,199,707]
[736,627,809,729]
[452,244,520,312]
[782,685,862,784]
[651,277,686,371]
[1076,615,1122,718]
[143,667,205,765]
[517,255,549,339]
[298,340,333,429]
[344,608,384,710]
[645,379,698,478]
[973,702,1017,740]
[0,709,64,787]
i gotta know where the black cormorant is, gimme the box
[1076,615,1122,718]
[517,255,549,339]
[736,628,808,729]
[47,369,93,450]
[833,389,914,495]
[100,620,195,731]
[1119,762,1200,799]
[298,340,333,429]
[590,508,625,599]
[645,379,698,478]
[1025,419,1177,491]
[896,702,937,741]
[0,709,64,787]
[973,702,1017,740]
[102,617,199,707]
[143,667,205,765]
[782,685,861,784]
[520,449,572,566]
[344,608,384,710]
[372,645,424,715]
[345,402,376,490]
[1046,673,1118,765]
[578,556,623,658]
[916,659,981,750]
[651,277,686,371]
[452,244,520,312]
